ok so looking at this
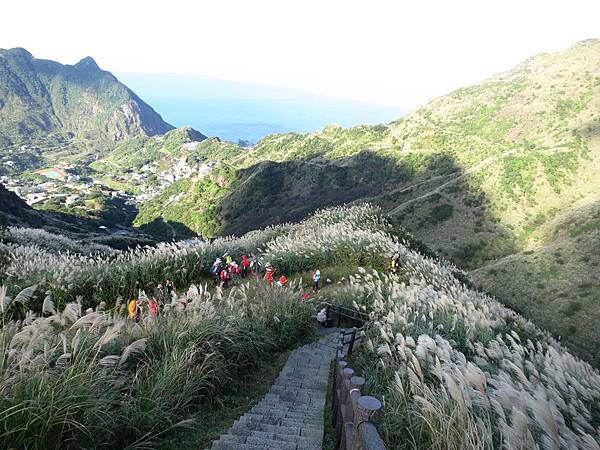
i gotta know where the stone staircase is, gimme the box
[209,332,339,449]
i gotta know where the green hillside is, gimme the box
[130,40,599,248]
[117,39,600,364]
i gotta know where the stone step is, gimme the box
[209,333,337,450]
[211,441,273,450]
[249,408,322,419]
[245,422,322,437]
[237,413,322,427]
[230,422,303,436]
[253,401,320,411]
[245,437,297,449]
[218,434,248,443]
[273,432,322,446]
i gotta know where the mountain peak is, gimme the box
[0,50,174,146]
[0,47,33,59]
[165,126,207,142]
[75,56,100,70]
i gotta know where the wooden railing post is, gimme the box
[332,359,346,427]
[335,367,354,449]
[352,396,382,450]
[333,330,347,429]
[347,328,357,356]
[327,302,386,450]
[343,375,365,450]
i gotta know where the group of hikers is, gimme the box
[127,278,180,322]
[127,252,323,322]
[126,251,403,322]
[210,253,260,288]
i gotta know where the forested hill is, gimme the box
[0,48,173,153]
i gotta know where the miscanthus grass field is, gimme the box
[1,204,599,449]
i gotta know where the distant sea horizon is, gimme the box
[118,74,405,143]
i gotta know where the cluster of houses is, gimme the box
[1,164,130,208]
[124,156,218,203]
[3,149,220,211]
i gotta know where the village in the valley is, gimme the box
[1,145,218,216]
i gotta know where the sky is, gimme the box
[1,0,598,111]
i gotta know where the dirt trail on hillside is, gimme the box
[387,148,518,216]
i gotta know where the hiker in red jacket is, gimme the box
[220,267,231,289]
[264,263,276,285]
[241,255,250,277]
[148,297,159,316]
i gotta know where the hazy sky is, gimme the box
[1,0,598,110]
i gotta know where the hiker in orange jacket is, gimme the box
[128,298,142,322]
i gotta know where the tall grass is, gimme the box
[343,265,600,449]
[0,282,314,449]
[3,203,599,449]
[1,204,391,308]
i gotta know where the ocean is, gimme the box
[118,74,405,143]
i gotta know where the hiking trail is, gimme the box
[208,331,339,450]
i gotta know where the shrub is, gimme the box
[427,204,454,225]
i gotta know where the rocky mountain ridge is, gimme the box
[0,47,173,155]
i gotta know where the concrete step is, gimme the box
[209,333,337,450]
[211,441,273,450]
[248,408,322,420]
[230,422,302,436]
[245,437,297,449]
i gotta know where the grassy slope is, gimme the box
[471,191,600,365]
[5,204,599,449]
[128,40,600,246]
[96,40,600,364]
